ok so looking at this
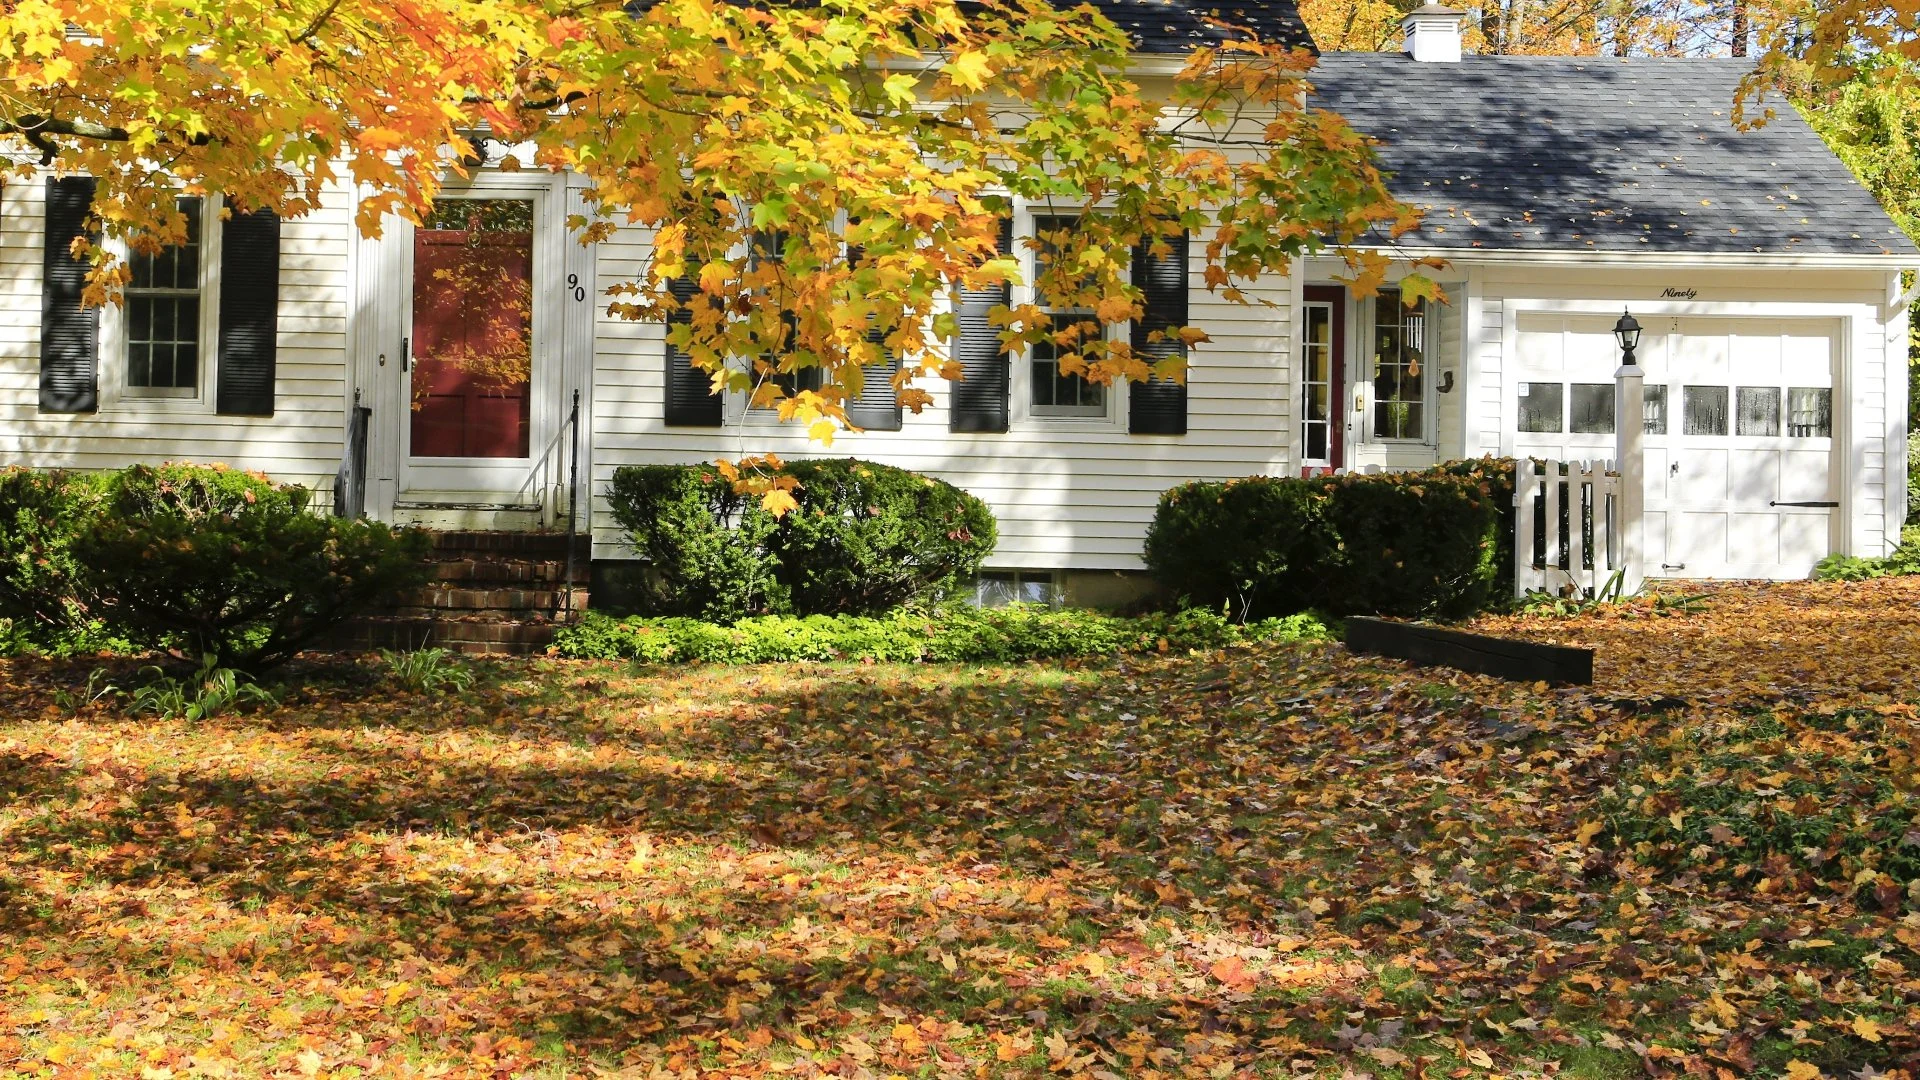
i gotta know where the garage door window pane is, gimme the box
[1570,383,1615,434]
[1736,386,1781,436]
[1788,387,1832,438]
[1517,382,1563,433]
[1644,384,1668,435]
[1683,385,1728,436]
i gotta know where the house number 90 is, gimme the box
[567,273,587,302]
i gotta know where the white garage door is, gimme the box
[1512,314,1839,580]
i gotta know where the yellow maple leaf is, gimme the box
[1575,820,1605,845]
[1849,1015,1884,1043]
[355,126,409,151]
[760,488,799,518]
[1784,1062,1823,1080]
[943,51,993,92]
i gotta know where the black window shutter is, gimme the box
[846,327,902,432]
[216,207,281,416]
[39,176,99,413]
[844,248,900,431]
[949,216,1012,433]
[1129,230,1189,435]
[663,275,722,426]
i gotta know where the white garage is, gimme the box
[1511,312,1841,580]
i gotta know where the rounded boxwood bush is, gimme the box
[1145,460,1510,620]
[607,459,997,619]
[0,467,111,644]
[1144,475,1332,620]
[604,464,786,620]
[70,463,433,670]
[770,458,997,615]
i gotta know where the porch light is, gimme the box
[1613,309,1642,365]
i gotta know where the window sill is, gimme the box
[98,398,217,417]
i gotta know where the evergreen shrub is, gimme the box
[1145,459,1514,620]
[606,459,996,620]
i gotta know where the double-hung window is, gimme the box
[1028,215,1106,419]
[125,196,210,399]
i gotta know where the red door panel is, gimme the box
[409,203,534,459]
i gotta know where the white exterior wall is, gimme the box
[0,175,353,490]
[588,223,1295,571]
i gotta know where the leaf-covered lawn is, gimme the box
[3,581,1918,1078]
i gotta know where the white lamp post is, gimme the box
[1613,310,1646,593]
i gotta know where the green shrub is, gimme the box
[606,460,996,620]
[551,606,1330,664]
[770,459,997,614]
[604,464,785,620]
[1317,469,1503,619]
[0,467,110,642]
[1145,460,1510,620]
[1143,474,1331,620]
[1908,431,1920,526]
[70,463,433,671]
[1814,524,1920,581]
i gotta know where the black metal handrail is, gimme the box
[562,389,581,620]
[333,389,370,519]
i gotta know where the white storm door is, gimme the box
[396,184,559,506]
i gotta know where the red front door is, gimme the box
[409,199,535,459]
[1302,285,1348,471]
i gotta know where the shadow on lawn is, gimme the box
[1,657,1372,1060]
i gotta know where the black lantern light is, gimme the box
[1613,309,1642,366]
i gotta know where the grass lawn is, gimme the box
[3,581,1919,1078]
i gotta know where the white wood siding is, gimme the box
[0,176,352,491]
[588,225,1294,570]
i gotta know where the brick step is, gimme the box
[428,530,590,561]
[428,558,587,586]
[332,615,561,655]
[396,585,587,614]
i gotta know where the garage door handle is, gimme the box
[1769,500,1839,508]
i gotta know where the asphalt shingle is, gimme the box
[1080,0,1313,53]
[1308,53,1918,257]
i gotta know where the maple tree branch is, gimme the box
[289,0,348,48]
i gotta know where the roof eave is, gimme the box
[1379,244,1920,270]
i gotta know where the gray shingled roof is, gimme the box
[1080,0,1312,53]
[1308,53,1918,258]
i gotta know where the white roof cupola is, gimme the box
[1402,4,1465,63]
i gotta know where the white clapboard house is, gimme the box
[4,1,1916,615]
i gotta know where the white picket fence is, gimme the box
[1513,458,1637,598]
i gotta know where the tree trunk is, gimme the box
[1731,0,1748,56]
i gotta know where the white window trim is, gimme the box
[1300,298,1338,467]
[99,194,223,415]
[1009,204,1128,433]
